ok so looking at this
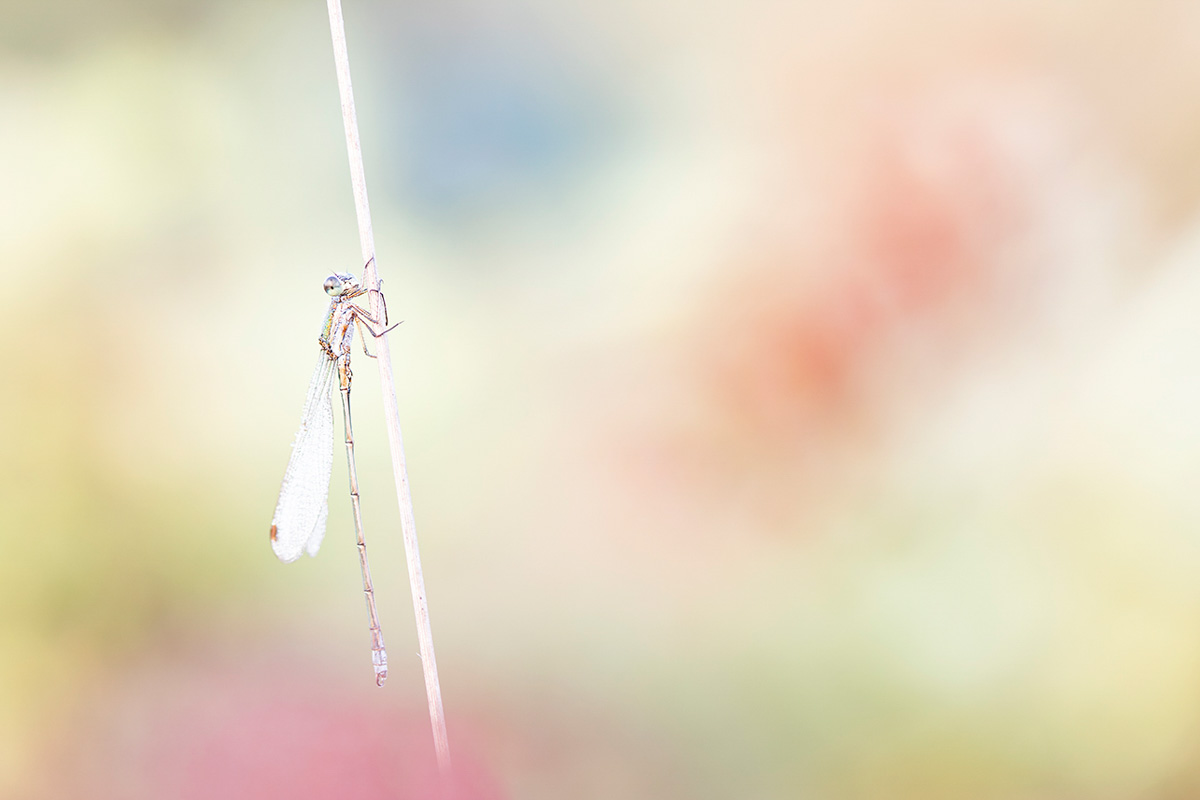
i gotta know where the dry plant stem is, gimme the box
[325,0,452,777]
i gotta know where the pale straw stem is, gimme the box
[324,0,452,777]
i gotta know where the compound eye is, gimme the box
[323,275,343,296]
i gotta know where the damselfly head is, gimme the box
[323,273,361,298]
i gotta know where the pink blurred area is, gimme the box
[37,654,500,800]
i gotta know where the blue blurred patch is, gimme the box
[377,17,620,222]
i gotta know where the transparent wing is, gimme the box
[271,353,336,563]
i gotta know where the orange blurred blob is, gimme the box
[626,85,1085,527]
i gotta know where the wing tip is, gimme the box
[271,532,304,564]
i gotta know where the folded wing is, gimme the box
[271,353,336,563]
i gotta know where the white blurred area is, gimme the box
[5,1,1200,798]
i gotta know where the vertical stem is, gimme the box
[325,0,452,777]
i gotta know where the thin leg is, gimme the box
[351,305,402,338]
[337,355,389,686]
[368,283,390,325]
[349,304,385,327]
[355,258,386,324]
[355,317,379,359]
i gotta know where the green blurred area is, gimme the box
[5,1,1200,798]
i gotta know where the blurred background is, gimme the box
[4,0,1200,797]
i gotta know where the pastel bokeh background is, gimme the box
[5,1,1200,797]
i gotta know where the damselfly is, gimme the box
[270,266,398,686]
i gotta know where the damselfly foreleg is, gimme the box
[350,303,401,359]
